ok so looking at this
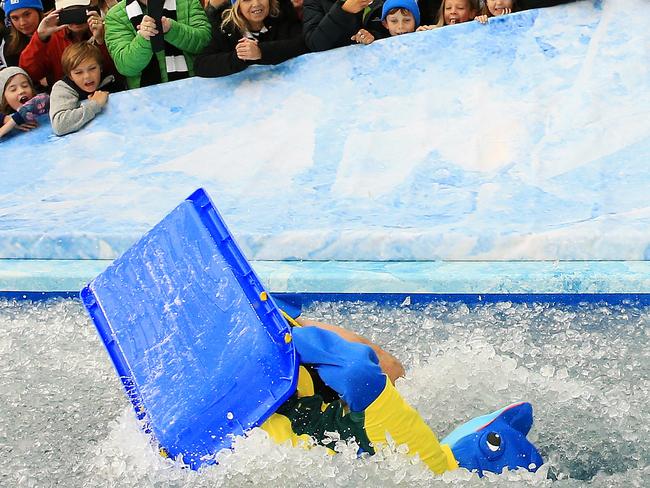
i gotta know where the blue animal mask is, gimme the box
[442,402,544,476]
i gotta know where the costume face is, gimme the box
[70,57,102,93]
[443,0,474,25]
[239,0,270,29]
[486,0,513,15]
[9,8,41,36]
[383,9,416,36]
[3,74,35,111]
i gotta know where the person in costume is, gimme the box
[258,310,544,476]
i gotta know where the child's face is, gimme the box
[443,0,474,25]
[238,0,270,28]
[486,0,513,15]
[3,74,35,112]
[8,7,40,36]
[383,9,416,36]
[70,57,102,93]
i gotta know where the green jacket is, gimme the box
[105,0,211,89]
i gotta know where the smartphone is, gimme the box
[58,7,88,26]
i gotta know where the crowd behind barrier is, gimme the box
[0,0,575,139]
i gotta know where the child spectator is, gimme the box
[475,0,516,23]
[302,0,371,52]
[194,0,305,78]
[104,0,211,89]
[433,0,478,27]
[0,65,49,137]
[19,0,115,89]
[352,0,421,45]
[1,0,44,68]
[49,41,121,135]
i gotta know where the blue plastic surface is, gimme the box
[81,188,298,469]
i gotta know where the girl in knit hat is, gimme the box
[0,65,49,137]
[1,0,44,68]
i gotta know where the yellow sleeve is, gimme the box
[260,365,315,446]
[363,377,458,474]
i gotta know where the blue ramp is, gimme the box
[81,189,298,469]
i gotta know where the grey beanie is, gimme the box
[0,67,30,97]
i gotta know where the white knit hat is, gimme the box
[0,66,30,97]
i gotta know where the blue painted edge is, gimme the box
[1,258,650,298]
[3,291,650,306]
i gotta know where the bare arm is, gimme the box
[296,317,405,383]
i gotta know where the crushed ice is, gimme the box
[1,298,648,487]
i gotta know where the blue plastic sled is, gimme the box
[81,188,299,469]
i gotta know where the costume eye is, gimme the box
[486,432,501,451]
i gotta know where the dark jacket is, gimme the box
[303,0,363,52]
[195,3,305,78]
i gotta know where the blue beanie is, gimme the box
[381,0,420,27]
[4,0,44,16]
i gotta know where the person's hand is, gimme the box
[37,10,66,42]
[137,14,159,40]
[474,14,489,24]
[416,24,434,31]
[16,121,38,131]
[351,28,374,45]
[235,37,261,61]
[161,16,172,34]
[89,90,109,107]
[88,11,105,44]
[5,115,37,131]
[341,0,372,15]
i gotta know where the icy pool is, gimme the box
[0,298,648,487]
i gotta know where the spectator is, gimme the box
[49,41,123,135]
[0,65,49,137]
[302,0,371,52]
[475,0,517,23]
[194,0,305,78]
[352,0,423,45]
[433,0,479,27]
[362,0,439,40]
[19,0,114,89]
[104,0,211,89]
[1,0,44,68]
